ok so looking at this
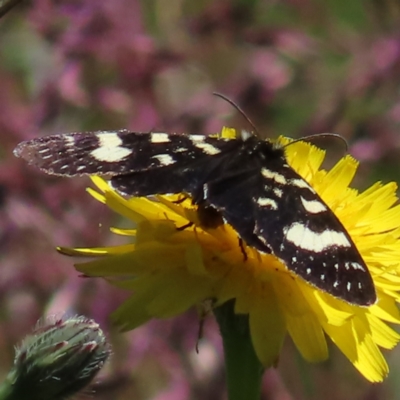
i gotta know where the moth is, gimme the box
[14,128,376,306]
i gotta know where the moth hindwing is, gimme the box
[14,129,376,306]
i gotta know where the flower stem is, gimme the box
[214,300,264,400]
[0,379,14,400]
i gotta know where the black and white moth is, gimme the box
[14,129,377,306]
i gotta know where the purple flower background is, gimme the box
[1,1,400,399]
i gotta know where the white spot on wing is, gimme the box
[345,262,365,272]
[188,135,205,142]
[90,133,132,162]
[151,154,176,166]
[240,130,252,140]
[261,168,287,185]
[300,197,327,214]
[290,178,316,193]
[194,142,221,155]
[64,135,76,146]
[273,188,283,198]
[283,223,351,252]
[150,133,171,143]
[256,197,278,209]
[203,184,209,199]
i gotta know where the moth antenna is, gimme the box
[213,92,260,136]
[283,133,348,153]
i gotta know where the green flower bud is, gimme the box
[0,316,111,400]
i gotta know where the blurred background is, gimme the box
[1,0,400,399]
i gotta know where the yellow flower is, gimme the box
[60,128,400,382]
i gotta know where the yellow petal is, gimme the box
[249,289,286,367]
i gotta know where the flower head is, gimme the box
[62,128,400,382]
[5,316,111,400]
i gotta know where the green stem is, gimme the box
[0,379,14,400]
[214,301,264,400]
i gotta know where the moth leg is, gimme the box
[176,221,193,231]
[172,194,189,204]
[196,299,215,353]
[238,238,248,261]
